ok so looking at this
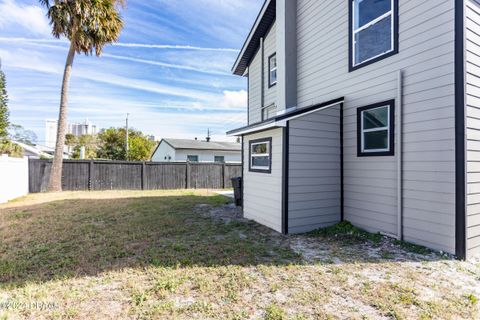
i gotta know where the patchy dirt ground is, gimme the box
[197,202,480,320]
[0,191,479,320]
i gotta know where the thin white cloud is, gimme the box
[0,48,247,111]
[0,48,220,102]
[0,0,51,36]
[102,53,230,76]
[0,37,237,52]
[112,43,237,52]
[0,40,238,81]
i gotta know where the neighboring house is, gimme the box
[151,138,241,163]
[227,0,480,259]
[13,141,52,159]
[13,141,70,159]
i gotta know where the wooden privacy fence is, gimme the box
[28,159,242,193]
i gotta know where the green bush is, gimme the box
[0,139,23,158]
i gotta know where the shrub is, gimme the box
[0,139,23,158]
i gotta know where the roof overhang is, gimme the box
[232,0,276,76]
[227,97,345,136]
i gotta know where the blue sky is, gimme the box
[0,0,262,143]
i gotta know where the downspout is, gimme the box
[397,70,404,240]
[260,37,265,114]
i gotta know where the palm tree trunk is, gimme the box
[47,42,76,192]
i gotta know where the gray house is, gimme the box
[227,0,480,259]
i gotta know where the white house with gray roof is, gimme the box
[151,138,241,163]
[227,0,480,259]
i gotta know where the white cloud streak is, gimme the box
[102,53,230,76]
[0,37,238,52]
[112,43,238,52]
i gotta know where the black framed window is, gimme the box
[268,53,277,87]
[214,156,225,163]
[357,100,395,157]
[349,0,399,71]
[249,137,272,173]
[187,155,199,162]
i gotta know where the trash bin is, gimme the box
[231,177,242,207]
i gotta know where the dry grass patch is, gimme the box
[0,190,478,319]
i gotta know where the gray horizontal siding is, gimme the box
[248,49,262,124]
[466,0,480,258]
[243,128,284,232]
[264,21,277,109]
[296,0,456,252]
[288,106,341,233]
[247,21,277,124]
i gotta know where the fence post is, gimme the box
[88,160,94,191]
[186,162,191,189]
[141,161,146,190]
[222,163,226,189]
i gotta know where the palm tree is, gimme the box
[39,0,125,192]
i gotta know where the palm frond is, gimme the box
[39,0,125,55]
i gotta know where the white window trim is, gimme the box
[352,0,395,67]
[361,105,390,153]
[250,141,271,171]
[269,54,277,86]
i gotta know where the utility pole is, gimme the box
[125,113,129,160]
[206,128,211,142]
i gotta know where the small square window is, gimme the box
[357,100,395,157]
[187,155,199,162]
[268,53,277,87]
[249,138,272,173]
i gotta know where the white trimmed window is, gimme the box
[268,53,277,87]
[249,138,271,173]
[357,100,394,157]
[351,0,398,69]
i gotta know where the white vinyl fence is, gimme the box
[0,155,29,203]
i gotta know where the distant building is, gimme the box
[151,138,241,163]
[45,119,97,148]
[146,135,157,141]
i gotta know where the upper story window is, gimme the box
[357,100,395,157]
[350,0,398,71]
[268,53,277,87]
[249,138,272,173]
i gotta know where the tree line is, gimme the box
[65,128,156,161]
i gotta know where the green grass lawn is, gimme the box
[0,190,478,319]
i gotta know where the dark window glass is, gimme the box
[364,130,388,150]
[252,156,269,168]
[363,107,388,129]
[214,156,225,163]
[355,15,392,64]
[187,155,198,162]
[356,0,391,28]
